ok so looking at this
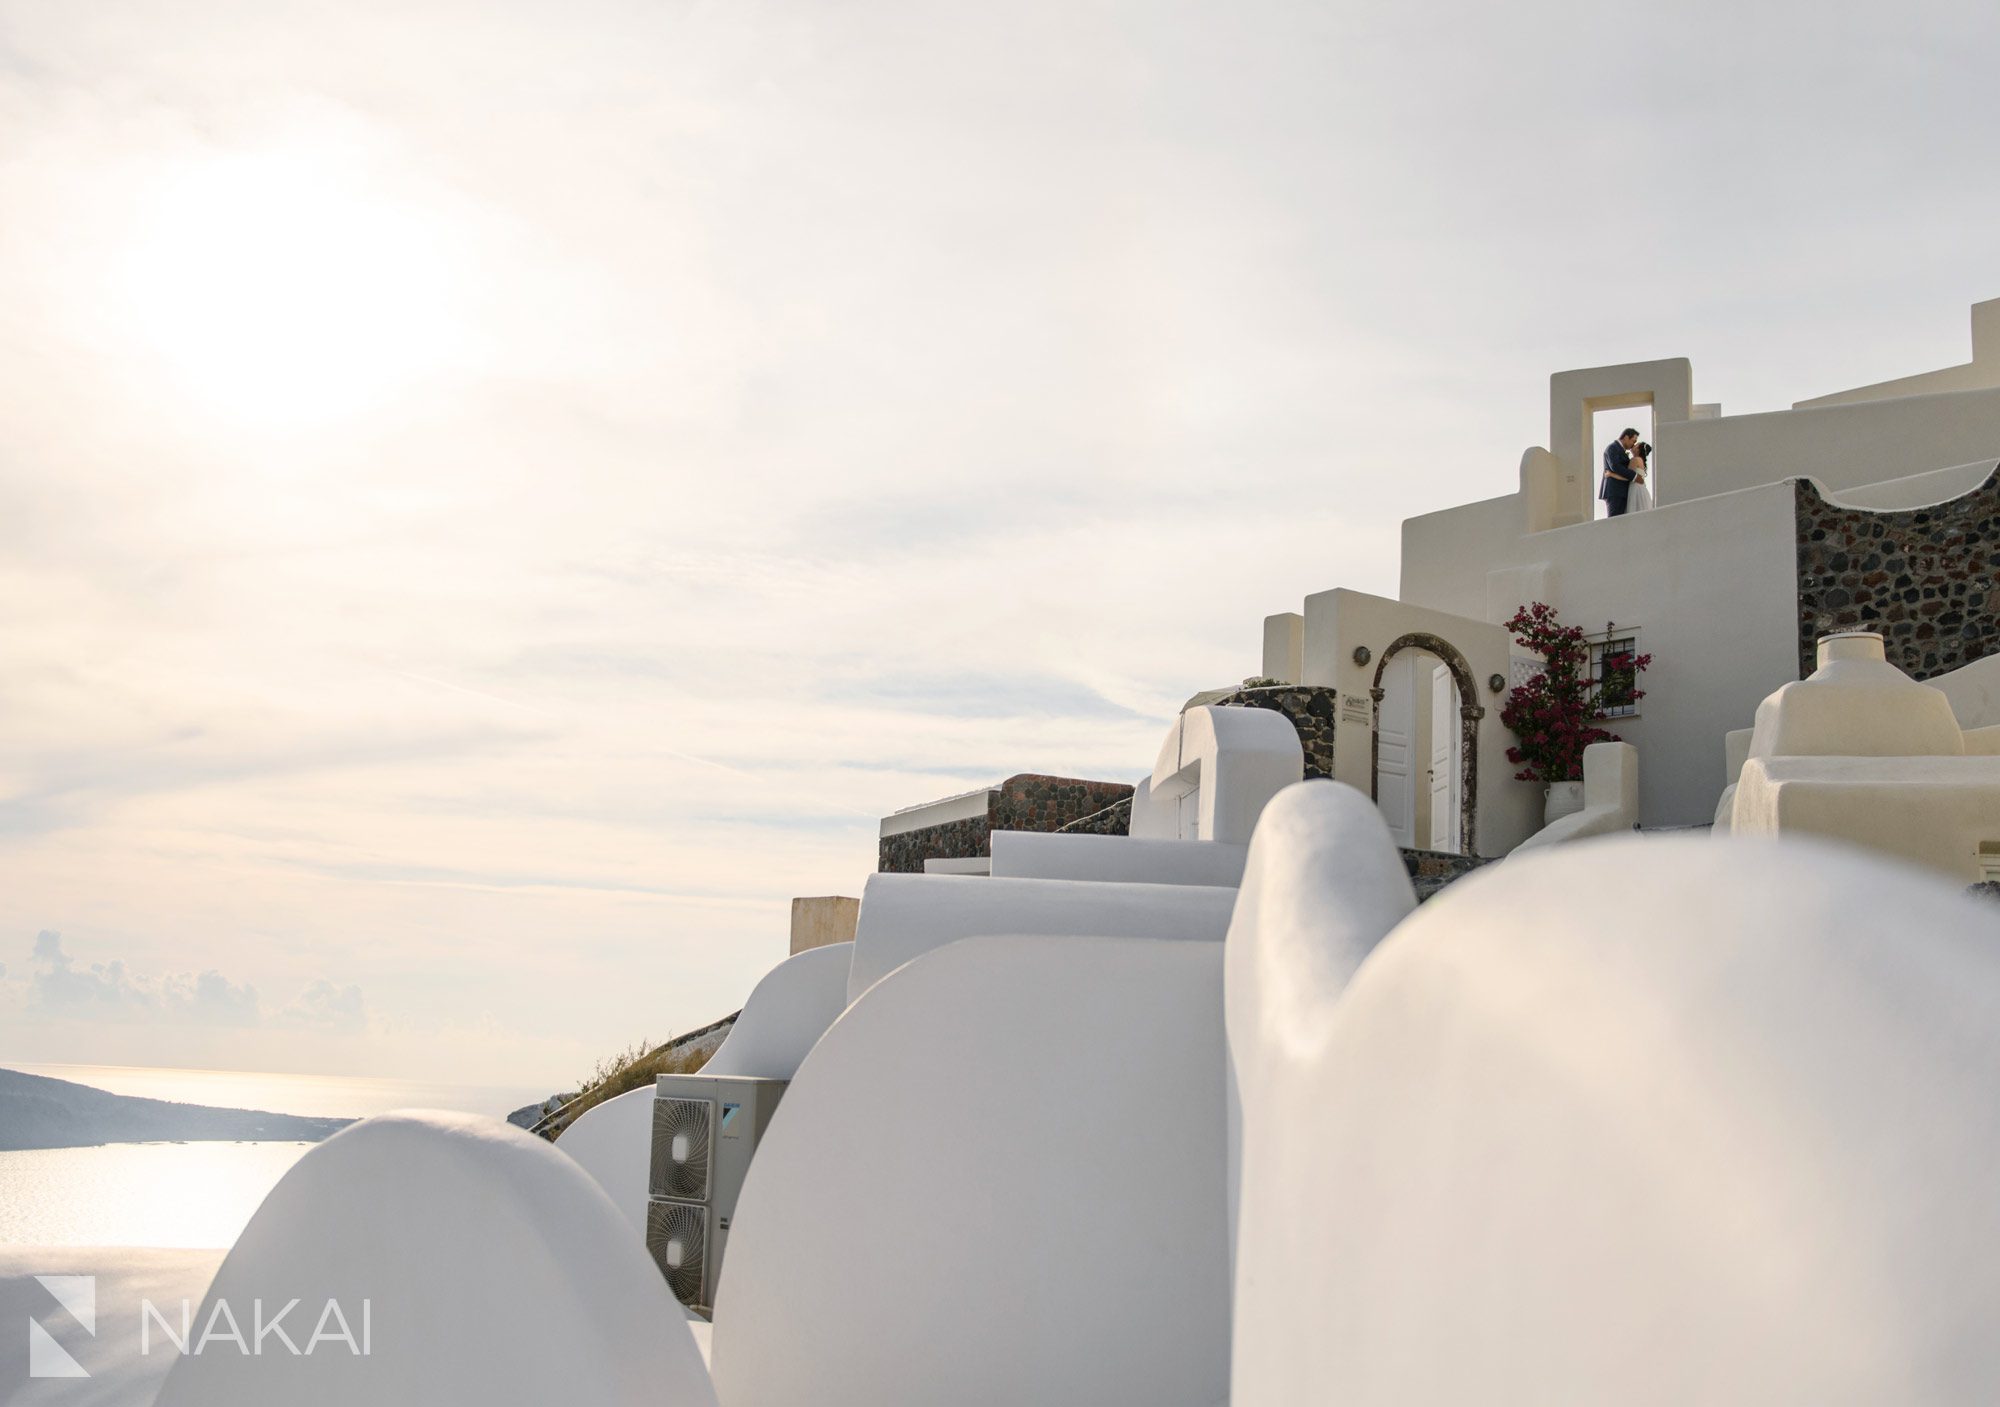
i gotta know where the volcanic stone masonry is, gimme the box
[1057,796,1134,836]
[878,774,1135,873]
[890,690,1339,864]
[1401,847,1493,903]
[1203,685,1338,780]
[1795,470,2000,680]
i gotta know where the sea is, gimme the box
[0,1063,554,1249]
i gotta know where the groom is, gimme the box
[1600,428,1640,517]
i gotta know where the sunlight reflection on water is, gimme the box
[7,1063,544,1121]
[0,1142,315,1247]
[0,1065,554,1247]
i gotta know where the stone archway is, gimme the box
[1368,632,1484,856]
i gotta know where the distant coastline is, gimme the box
[0,1066,353,1150]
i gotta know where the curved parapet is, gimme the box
[1137,704,1303,844]
[560,943,855,1235]
[847,871,1236,1003]
[555,1084,655,1235]
[704,941,853,1080]
[1928,651,2000,732]
[1224,781,1414,1269]
[1226,780,1414,1068]
[155,1111,715,1407]
[1231,835,2000,1405]
[712,934,1229,1407]
[1511,742,1638,852]
[1810,457,1998,511]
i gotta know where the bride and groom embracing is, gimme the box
[1600,428,1653,516]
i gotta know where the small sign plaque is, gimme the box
[1338,693,1373,727]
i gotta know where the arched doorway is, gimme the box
[1369,633,1482,856]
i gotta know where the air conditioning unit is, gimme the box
[645,1073,787,1314]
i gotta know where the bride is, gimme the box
[1627,441,1654,512]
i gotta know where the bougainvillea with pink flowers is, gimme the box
[1500,602,1652,784]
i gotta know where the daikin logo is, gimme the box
[28,1275,95,1379]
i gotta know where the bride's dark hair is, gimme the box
[1635,441,1652,460]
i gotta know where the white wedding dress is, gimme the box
[1627,469,1653,513]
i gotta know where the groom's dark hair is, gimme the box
[1620,427,1640,439]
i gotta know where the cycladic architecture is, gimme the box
[155,298,2000,1407]
[1728,631,2000,882]
[1261,296,2000,854]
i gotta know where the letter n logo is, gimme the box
[29,1275,96,1378]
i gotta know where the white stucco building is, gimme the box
[141,300,2000,1407]
[1260,296,2000,853]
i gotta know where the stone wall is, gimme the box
[878,774,1136,872]
[1400,846,1495,903]
[878,812,991,874]
[1057,796,1134,836]
[884,784,1489,900]
[1207,685,1338,780]
[993,774,1135,834]
[1795,470,2000,679]
[876,692,1336,870]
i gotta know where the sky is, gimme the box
[1,0,1996,1089]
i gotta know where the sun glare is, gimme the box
[112,145,473,433]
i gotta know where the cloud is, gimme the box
[276,978,366,1033]
[2,0,1996,1085]
[23,930,356,1033]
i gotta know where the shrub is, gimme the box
[540,1034,717,1140]
[1500,602,1651,785]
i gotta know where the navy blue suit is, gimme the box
[1600,441,1634,516]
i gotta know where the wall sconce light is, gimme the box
[1488,673,1506,693]
[1352,646,1372,666]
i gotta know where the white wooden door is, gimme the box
[1375,653,1415,847]
[1176,785,1202,841]
[1427,663,1457,852]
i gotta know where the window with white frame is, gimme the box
[1591,632,1642,718]
[1978,841,2000,885]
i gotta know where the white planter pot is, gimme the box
[1543,781,1586,826]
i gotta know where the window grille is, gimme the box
[1592,634,1641,718]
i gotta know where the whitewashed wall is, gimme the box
[1293,586,1536,855]
[703,941,852,1080]
[990,830,1250,887]
[713,934,1230,1407]
[554,1084,655,1236]
[1792,297,2000,408]
[1400,481,1802,828]
[155,1112,716,1407]
[1657,383,2000,507]
[1136,704,1302,845]
[1224,783,1414,1273]
[1229,828,2000,1405]
[847,871,1235,1002]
